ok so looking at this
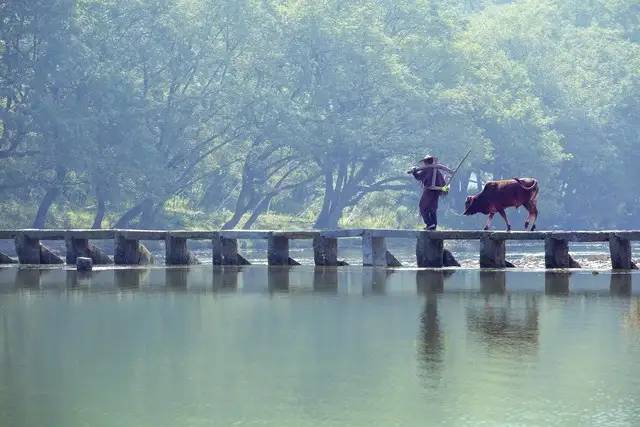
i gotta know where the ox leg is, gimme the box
[483,213,495,231]
[530,201,539,231]
[498,209,511,231]
[524,201,537,231]
[530,200,538,231]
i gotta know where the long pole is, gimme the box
[447,148,472,186]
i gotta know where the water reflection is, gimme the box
[212,266,242,291]
[268,266,290,292]
[312,267,338,293]
[362,269,394,294]
[625,300,640,329]
[468,271,539,354]
[416,271,445,380]
[65,270,93,289]
[114,268,149,289]
[545,272,570,295]
[416,270,445,294]
[165,268,189,290]
[0,266,635,299]
[479,271,506,295]
[14,268,43,289]
[610,273,632,297]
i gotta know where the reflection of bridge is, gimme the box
[0,229,638,270]
[2,267,635,298]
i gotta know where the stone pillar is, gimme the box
[114,233,153,265]
[76,257,93,272]
[480,237,506,268]
[165,236,199,265]
[222,237,239,265]
[416,232,444,268]
[362,233,388,267]
[15,234,42,264]
[212,233,223,265]
[313,236,338,266]
[66,237,84,264]
[268,236,290,266]
[212,236,250,266]
[65,237,112,265]
[609,235,636,270]
[545,238,579,268]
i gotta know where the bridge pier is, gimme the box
[165,235,200,265]
[416,233,444,268]
[15,234,64,264]
[267,236,300,266]
[114,233,154,265]
[65,237,112,264]
[313,236,338,266]
[212,236,250,266]
[545,237,580,268]
[362,233,401,267]
[480,237,506,268]
[15,234,39,264]
[268,235,288,265]
[363,233,387,267]
[609,235,637,270]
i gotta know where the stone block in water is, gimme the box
[76,257,93,271]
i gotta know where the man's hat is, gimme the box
[422,155,437,164]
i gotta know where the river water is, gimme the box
[1,263,640,427]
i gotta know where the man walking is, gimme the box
[409,155,453,230]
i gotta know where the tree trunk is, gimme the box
[314,190,345,229]
[115,199,151,228]
[92,185,106,229]
[222,189,254,229]
[32,167,65,228]
[222,211,245,230]
[242,195,273,229]
[32,187,60,228]
[314,168,337,229]
[326,203,345,228]
[140,199,157,228]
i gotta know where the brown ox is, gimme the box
[464,178,539,231]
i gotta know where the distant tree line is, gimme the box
[0,0,638,230]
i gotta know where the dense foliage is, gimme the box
[1,0,638,230]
